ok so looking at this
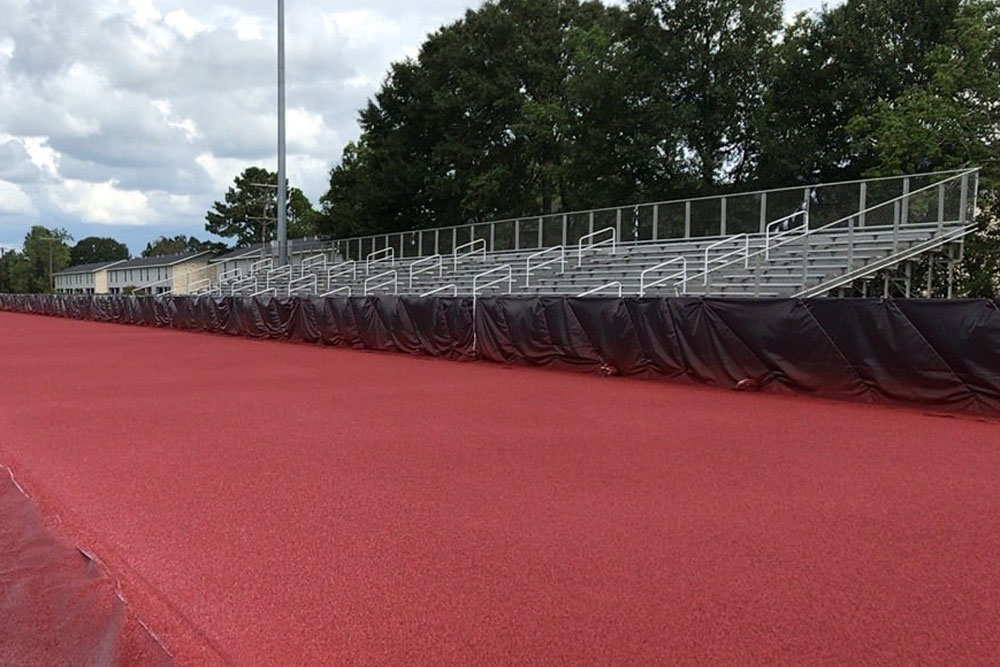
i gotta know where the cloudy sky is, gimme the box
[0,0,827,254]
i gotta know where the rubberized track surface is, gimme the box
[1,312,998,666]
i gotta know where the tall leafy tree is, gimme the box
[757,0,961,185]
[142,235,227,258]
[849,0,1000,296]
[70,237,130,266]
[318,0,666,237]
[10,226,73,293]
[633,0,782,188]
[205,167,318,246]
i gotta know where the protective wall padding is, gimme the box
[1,294,997,416]
[0,470,173,666]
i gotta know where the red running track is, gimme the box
[1,311,998,666]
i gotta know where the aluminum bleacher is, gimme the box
[161,168,979,299]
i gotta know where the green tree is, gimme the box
[757,0,961,185]
[12,226,73,293]
[0,246,28,293]
[205,167,317,246]
[70,236,130,266]
[634,0,782,188]
[318,0,660,237]
[142,235,227,258]
[849,0,1000,296]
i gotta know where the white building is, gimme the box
[53,260,126,294]
[106,251,214,295]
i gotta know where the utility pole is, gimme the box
[249,182,279,259]
[276,0,288,266]
[38,237,62,293]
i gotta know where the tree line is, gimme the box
[315,0,998,295]
[2,0,996,295]
[0,229,224,294]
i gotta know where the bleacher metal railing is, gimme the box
[321,169,972,264]
[364,269,398,295]
[525,246,565,287]
[685,168,979,296]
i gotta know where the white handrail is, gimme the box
[578,281,623,297]
[289,274,318,296]
[640,257,687,296]
[321,285,352,297]
[266,264,292,289]
[327,260,357,282]
[134,277,173,295]
[249,258,273,275]
[230,277,258,294]
[421,284,458,297]
[683,169,978,292]
[765,210,808,259]
[453,238,487,270]
[219,268,243,283]
[366,247,395,273]
[251,287,277,297]
[473,264,513,296]
[526,245,565,287]
[409,254,443,288]
[364,269,398,295]
[300,253,327,273]
[188,278,212,294]
[703,234,750,284]
[577,227,616,266]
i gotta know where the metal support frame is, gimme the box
[526,246,565,287]
[409,254,444,288]
[265,264,292,289]
[640,258,687,296]
[288,274,318,296]
[421,284,458,297]
[577,227,616,267]
[703,234,749,285]
[765,211,808,259]
[250,258,273,276]
[453,238,486,270]
[472,264,513,297]
[578,281,623,297]
[300,253,327,274]
[364,269,398,295]
[366,247,395,274]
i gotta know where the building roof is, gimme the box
[110,250,211,270]
[53,259,126,277]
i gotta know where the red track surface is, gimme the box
[1,311,998,666]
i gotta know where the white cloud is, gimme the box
[22,137,60,176]
[234,16,263,42]
[0,179,36,215]
[50,179,153,224]
[165,9,209,39]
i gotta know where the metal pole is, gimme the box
[276,0,288,266]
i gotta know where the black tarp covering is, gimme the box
[1,294,997,416]
[0,469,173,666]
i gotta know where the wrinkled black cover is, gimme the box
[1,294,997,416]
[0,471,173,666]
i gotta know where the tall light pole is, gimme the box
[276,0,288,266]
